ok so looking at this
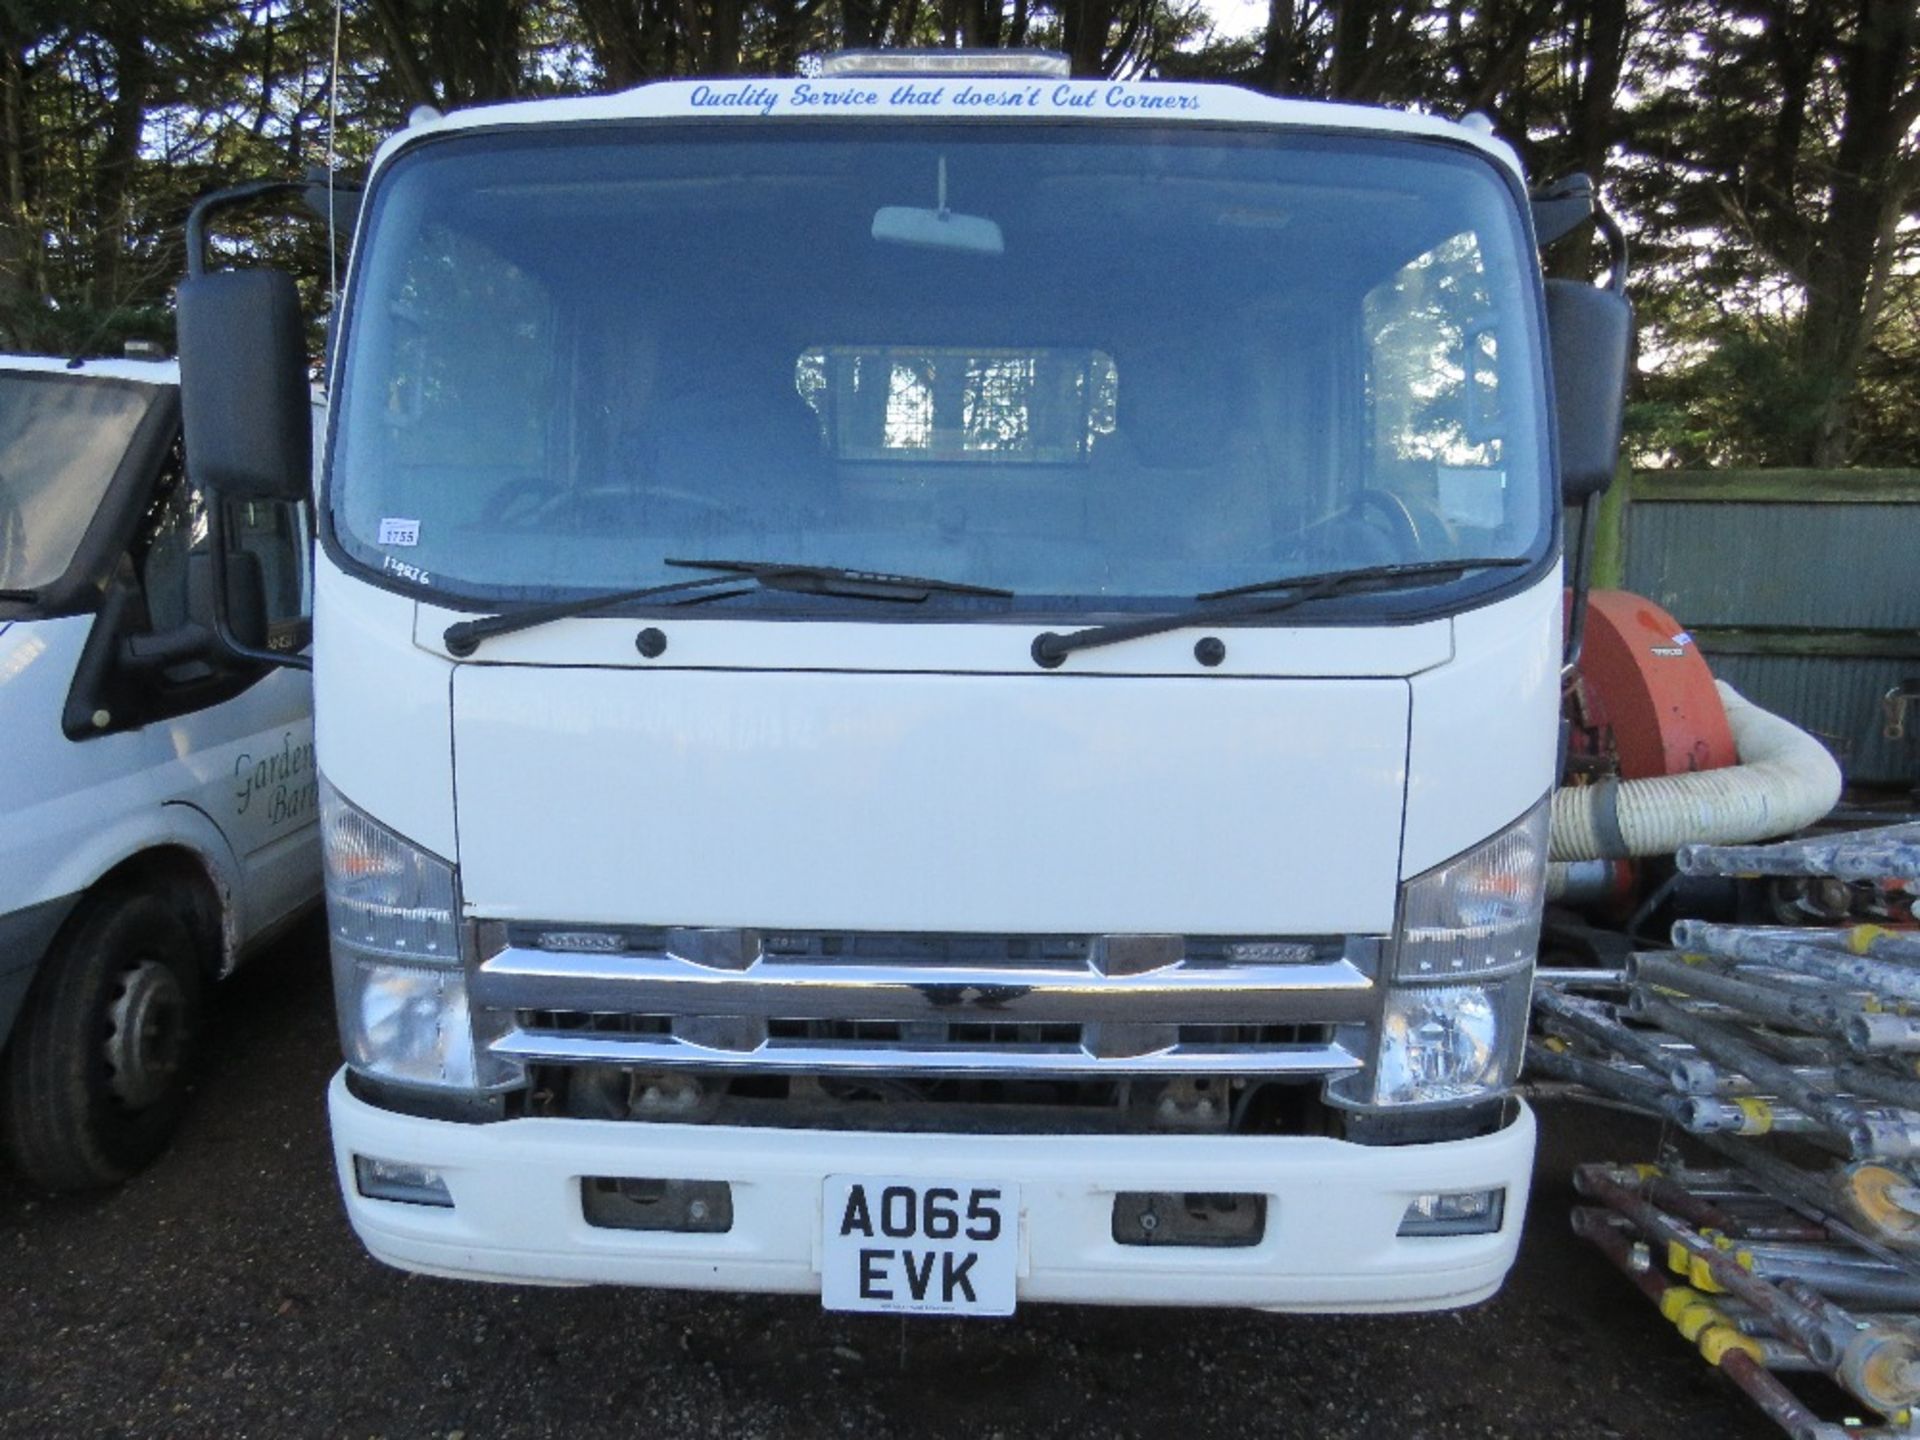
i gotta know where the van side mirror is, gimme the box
[177,268,312,504]
[1545,277,1633,501]
[121,549,267,673]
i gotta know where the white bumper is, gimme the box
[329,1070,1535,1313]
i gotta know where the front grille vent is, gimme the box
[478,926,1378,1080]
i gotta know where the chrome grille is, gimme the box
[476,927,1379,1079]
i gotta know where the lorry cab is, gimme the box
[0,353,320,1190]
[179,55,1630,1314]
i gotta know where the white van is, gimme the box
[0,354,318,1190]
[179,53,1630,1314]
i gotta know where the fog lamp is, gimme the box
[354,1154,454,1207]
[1398,1187,1504,1236]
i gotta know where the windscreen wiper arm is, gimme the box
[0,587,40,602]
[443,560,1011,657]
[1030,557,1534,667]
[665,558,1014,601]
[443,572,758,656]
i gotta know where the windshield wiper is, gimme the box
[0,587,40,603]
[1030,557,1534,667]
[443,572,758,656]
[665,558,1014,601]
[443,560,1010,657]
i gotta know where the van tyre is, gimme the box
[1,890,205,1191]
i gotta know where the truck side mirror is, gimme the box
[176,268,312,504]
[1545,277,1633,501]
[190,545,269,652]
[176,266,314,671]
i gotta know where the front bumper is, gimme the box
[329,1070,1535,1313]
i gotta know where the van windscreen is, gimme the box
[0,373,157,596]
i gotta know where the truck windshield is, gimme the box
[0,374,157,595]
[329,123,1550,612]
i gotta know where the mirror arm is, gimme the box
[206,497,311,671]
[189,172,368,278]
[1594,199,1629,295]
[1562,490,1602,672]
[1531,171,1630,294]
[120,623,217,673]
[186,180,308,278]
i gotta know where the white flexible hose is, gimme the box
[1549,681,1843,862]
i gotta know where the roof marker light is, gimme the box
[821,49,1071,80]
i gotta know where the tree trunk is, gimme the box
[578,0,648,87]
[1551,0,1631,281]
[91,9,150,313]
[1330,0,1376,99]
[1253,0,1296,94]
[1797,0,1917,464]
[364,0,442,108]
[0,29,42,348]
[708,0,743,71]
[1060,0,1113,78]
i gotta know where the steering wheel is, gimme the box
[1351,488,1427,553]
[1280,487,1460,566]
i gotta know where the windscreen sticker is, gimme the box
[378,517,421,546]
[1436,467,1507,529]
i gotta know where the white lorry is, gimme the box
[0,353,318,1190]
[177,50,1631,1313]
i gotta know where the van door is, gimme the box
[86,433,318,949]
[144,445,314,929]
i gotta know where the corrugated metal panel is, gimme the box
[1623,502,1919,630]
[1698,654,1917,788]
[1615,492,1918,786]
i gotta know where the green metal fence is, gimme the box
[1593,470,1920,788]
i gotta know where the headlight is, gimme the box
[1393,798,1547,982]
[1332,800,1546,1110]
[321,779,520,1092]
[1372,977,1532,1106]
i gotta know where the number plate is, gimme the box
[821,1176,1018,1316]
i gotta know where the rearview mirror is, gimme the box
[872,205,1005,256]
[177,268,313,504]
[873,154,1004,257]
[1545,277,1633,500]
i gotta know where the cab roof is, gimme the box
[375,76,1525,183]
[0,353,179,386]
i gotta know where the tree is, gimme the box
[0,0,1910,474]
[1622,0,1920,464]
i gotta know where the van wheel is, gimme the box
[1,890,206,1190]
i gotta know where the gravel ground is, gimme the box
[1,924,1800,1438]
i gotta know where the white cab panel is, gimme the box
[1400,571,1561,876]
[412,604,1453,679]
[451,664,1411,935]
[314,556,458,859]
